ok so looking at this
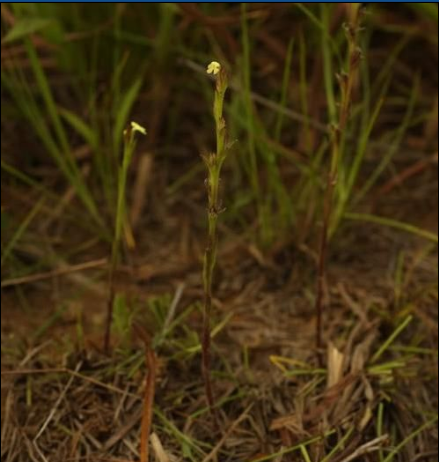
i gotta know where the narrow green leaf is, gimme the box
[383,416,438,462]
[2,18,53,44]
[346,213,438,244]
[60,108,99,150]
[407,3,438,22]
[1,198,45,267]
[113,77,143,152]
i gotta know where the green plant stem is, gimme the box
[104,123,145,352]
[202,65,229,429]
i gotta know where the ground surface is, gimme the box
[1,190,438,461]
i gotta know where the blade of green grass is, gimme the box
[113,77,143,153]
[346,93,387,197]
[59,108,99,151]
[24,38,70,159]
[241,2,260,202]
[3,39,102,227]
[154,408,208,461]
[332,88,388,231]
[300,445,312,462]
[368,360,408,376]
[370,315,413,364]
[2,17,53,44]
[321,426,355,462]
[295,2,340,60]
[346,213,438,244]
[274,38,294,143]
[382,415,438,462]
[1,197,45,267]
[373,37,408,92]
[320,3,337,125]
[407,3,438,23]
[356,76,419,203]
[1,159,42,190]
[299,31,312,154]
[252,432,335,462]
[112,4,123,115]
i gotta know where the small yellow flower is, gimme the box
[130,121,147,136]
[206,61,221,76]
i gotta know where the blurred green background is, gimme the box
[1,2,438,278]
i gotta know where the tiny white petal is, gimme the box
[131,121,147,135]
[207,61,221,75]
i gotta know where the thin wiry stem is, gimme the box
[315,6,363,351]
[104,123,146,352]
[201,64,229,430]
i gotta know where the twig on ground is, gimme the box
[134,324,157,462]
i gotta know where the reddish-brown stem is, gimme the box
[202,313,219,429]
[140,348,157,462]
[315,168,337,351]
[104,270,115,353]
[132,323,157,462]
[202,239,220,431]
[315,6,362,352]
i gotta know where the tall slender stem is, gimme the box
[315,6,363,351]
[104,122,146,352]
[202,62,229,429]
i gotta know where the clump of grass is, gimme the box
[201,61,230,428]
[104,121,146,352]
[315,4,364,350]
